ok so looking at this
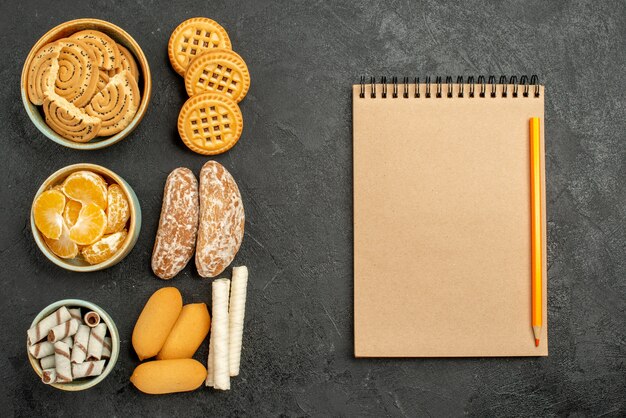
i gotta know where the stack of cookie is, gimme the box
[168,18,250,155]
[26,30,141,143]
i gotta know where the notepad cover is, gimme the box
[353,83,547,357]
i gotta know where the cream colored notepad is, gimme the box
[353,79,547,357]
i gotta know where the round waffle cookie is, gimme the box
[168,17,232,76]
[177,93,243,155]
[184,48,250,102]
[27,42,61,105]
[85,70,140,136]
[54,39,100,108]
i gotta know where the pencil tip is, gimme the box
[535,338,540,347]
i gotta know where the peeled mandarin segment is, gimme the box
[63,199,82,227]
[62,171,108,210]
[130,359,207,394]
[43,222,78,259]
[27,42,61,105]
[184,48,250,102]
[104,184,130,234]
[81,229,127,265]
[168,17,231,76]
[132,287,183,361]
[69,203,107,246]
[33,190,66,240]
[177,93,243,155]
[54,39,100,108]
[157,303,210,360]
[115,44,139,80]
[85,71,140,136]
[70,30,121,71]
[42,93,102,143]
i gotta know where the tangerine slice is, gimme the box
[62,171,108,210]
[105,184,130,234]
[63,199,82,227]
[82,229,127,265]
[33,190,66,240]
[44,222,79,259]
[69,203,107,245]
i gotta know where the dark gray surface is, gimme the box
[1,0,625,416]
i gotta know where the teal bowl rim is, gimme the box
[27,299,120,391]
[31,163,142,272]
[20,18,152,150]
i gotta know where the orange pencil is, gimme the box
[530,117,542,347]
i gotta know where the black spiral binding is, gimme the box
[359,75,540,98]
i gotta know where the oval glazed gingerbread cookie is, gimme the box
[177,93,243,155]
[195,161,244,278]
[168,17,231,76]
[152,168,199,280]
[184,48,250,102]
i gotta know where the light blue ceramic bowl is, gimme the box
[27,299,120,391]
[31,163,141,272]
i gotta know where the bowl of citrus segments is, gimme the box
[31,164,141,272]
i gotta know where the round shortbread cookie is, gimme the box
[27,42,61,105]
[184,48,250,102]
[177,93,243,155]
[70,30,121,71]
[168,17,231,76]
[54,39,100,108]
[85,70,140,136]
[43,93,102,143]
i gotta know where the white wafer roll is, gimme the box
[84,311,101,328]
[40,355,55,370]
[61,336,73,346]
[27,306,71,345]
[42,368,57,385]
[29,341,55,359]
[229,266,248,377]
[48,319,80,343]
[72,360,106,378]
[206,326,215,387]
[87,323,107,360]
[71,325,90,364]
[101,336,112,359]
[68,308,82,321]
[212,278,231,390]
[54,341,72,383]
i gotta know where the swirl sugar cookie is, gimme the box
[168,17,231,76]
[177,93,243,155]
[184,48,250,102]
[115,44,139,80]
[43,93,102,143]
[27,43,61,105]
[70,30,121,71]
[85,70,140,136]
[54,39,100,108]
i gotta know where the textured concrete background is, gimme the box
[1,0,625,416]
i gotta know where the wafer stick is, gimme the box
[72,360,106,378]
[211,278,231,390]
[42,368,57,385]
[229,266,248,377]
[68,308,82,321]
[87,323,107,360]
[101,337,112,359]
[206,326,215,387]
[61,336,73,347]
[29,341,55,359]
[84,311,101,328]
[71,325,90,364]
[48,319,80,343]
[40,354,55,370]
[27,306,71,345]
[54,341,72,383]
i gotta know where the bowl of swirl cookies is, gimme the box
[31,164,141,272]
[21,18,151,149]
